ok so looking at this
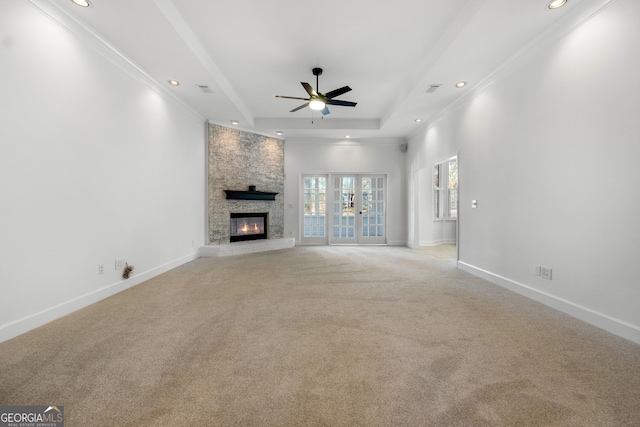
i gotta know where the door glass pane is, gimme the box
[334,177,355,239]
[303,177,326,237]
[361,176,384,238]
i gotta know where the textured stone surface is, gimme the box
[208,124,284,243]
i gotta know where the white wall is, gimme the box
[285,140,407,246]
[406,0,640,343]
[407,122,459,247]
[0,1,206,342]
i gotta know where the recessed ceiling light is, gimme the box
[547,0,567,9]
[168,80,179,86]
[230,120,239,126]
[71,0,91,7]
[345,135,351,139]
[455,81,467,88]
[276,131,283,136]
[415,118,423,123]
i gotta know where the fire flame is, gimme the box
[240,221,261,234]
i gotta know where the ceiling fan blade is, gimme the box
[326,99,357,107]
[321,106,331,116]
[325,86,352,99]
[276,95,310,101]
[290,103,309,113]
[301,82,318,98]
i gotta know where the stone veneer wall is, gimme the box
[208,123,284,244]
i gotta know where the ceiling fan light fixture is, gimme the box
[276,69,356,115]
[547,0,567,9]
[309,98,326,111]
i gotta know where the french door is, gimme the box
[331,175,386,244]
[301,174,386,245]
[301,175,328,245]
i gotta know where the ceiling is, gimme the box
[53,0,599,141]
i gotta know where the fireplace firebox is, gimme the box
[230,213,268,242]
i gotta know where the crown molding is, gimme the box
[285,137,406,146]
[23,0,205,122]
[407,0,618,141]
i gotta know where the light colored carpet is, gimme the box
[1,246,639,426]
[420,243,457,260]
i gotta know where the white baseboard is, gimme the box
[420,239,456,247]
[457,261,640,345]
[0,252,200,344]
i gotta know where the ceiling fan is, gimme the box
[276,68,357,116]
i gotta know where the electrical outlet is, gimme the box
[540,267,552,280]
[115,259,126,270]
[535,265,552,280]
[98,265,104,275]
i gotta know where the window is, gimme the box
[303,176,326,237]
[433,156,458,220]
[433,163,442,220]
[447,158,458,219]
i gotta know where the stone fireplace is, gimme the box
[207,123,284,244]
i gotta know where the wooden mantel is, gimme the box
[224,190,278,201]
